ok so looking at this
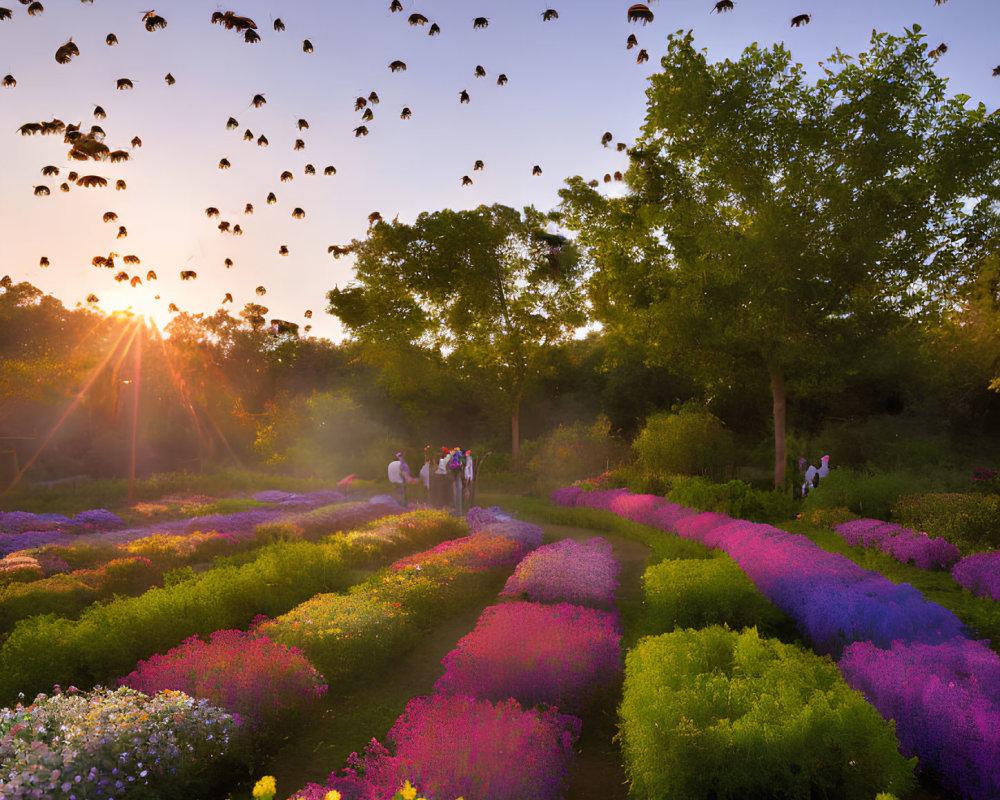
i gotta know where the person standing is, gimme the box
[388,451,411,506]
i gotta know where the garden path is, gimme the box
[249,520,650,800]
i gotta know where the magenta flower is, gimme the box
[435,601,621,714]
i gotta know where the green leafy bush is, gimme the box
[254,522,305,546]
[894,492,1000,554]
[800,468,913,521]
[619,626,915,800]
[95,556,164,597]
[633,404,735,481]
[667,477,794,523]
[0,574,98,635]
[527,416,628,492]
[638,554,792,639]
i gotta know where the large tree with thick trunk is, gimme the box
[327,204,585,463]
[561,25,1000,487]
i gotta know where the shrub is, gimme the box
[254,522,305,546]
[639,554,791,638]
[0,573,98,634]
[261,592,413,687]
[800,468,913,521]
[434,601,622,714]
[668,477,795,523]
[894,492,1000,554]
[619,627,916,800]
[527,416,627,492]
[840,638,1000,800]
[633,404,735,480]
[0,686,238,799]
[95,555,164,597]
[121,630,326,733]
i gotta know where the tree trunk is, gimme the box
[768,362,787,489]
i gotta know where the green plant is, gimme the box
[526,416,628,493]
[619,626,916,800]
[633,404,736,481]
[894,492,1000,554]
[638,554,793,639]
[254,522,305,546]
[799,468,914,521]
[667,477,794,523]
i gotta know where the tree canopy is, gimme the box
[327,203,586,461]
[560,25,1000,486]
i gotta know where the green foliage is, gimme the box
[638,554,793,640]
[894,492,1000,554]
[95,556,163,597]
[327,203,588,461]
[667,477,794,523]
[163,565,196,588]
[619,626,916,800]
[0,539,354,704]
[0,574,98,635]
[600,465,675,497]
[633,405,735,481]
[527,416,628,492]
[800,468,914,521]
[561,26,1000,487]
[254,522,305,546]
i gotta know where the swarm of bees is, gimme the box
[7,0,984,332]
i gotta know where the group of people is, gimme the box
[388,446,476,514]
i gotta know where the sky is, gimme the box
[1,0,998,343]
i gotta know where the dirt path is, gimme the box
[530,521,651,800]
[250,521,650,799]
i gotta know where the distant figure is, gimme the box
[447,446,465,516]
[419,458,430,492]
[802,454,831,497]
[796,458,808,500]
[388,452,411,505]
[818,454,831,481]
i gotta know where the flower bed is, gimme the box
[434,601,621,714]
[951,551,1000,602]
[833,518,961,571]
[121,629,326,732]
[297,695,581,800]
[0,686,237,799]
[552,485,1000,800]
[499,537,619,608]
[840,638,1000,800]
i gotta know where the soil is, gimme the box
[248,521,651,799]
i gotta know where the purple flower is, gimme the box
[500,538,619,608]
[952,552,1000,602]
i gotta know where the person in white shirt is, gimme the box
[387,452,411,505]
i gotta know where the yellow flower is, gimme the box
[400,780,418,800]
[252,776,276,799]
[324,792,342,800]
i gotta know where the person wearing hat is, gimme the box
[388,451,411,506]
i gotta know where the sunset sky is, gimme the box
[1,0,997,342]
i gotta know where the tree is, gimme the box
[327,204,587,462]
[560,26,1000,487]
